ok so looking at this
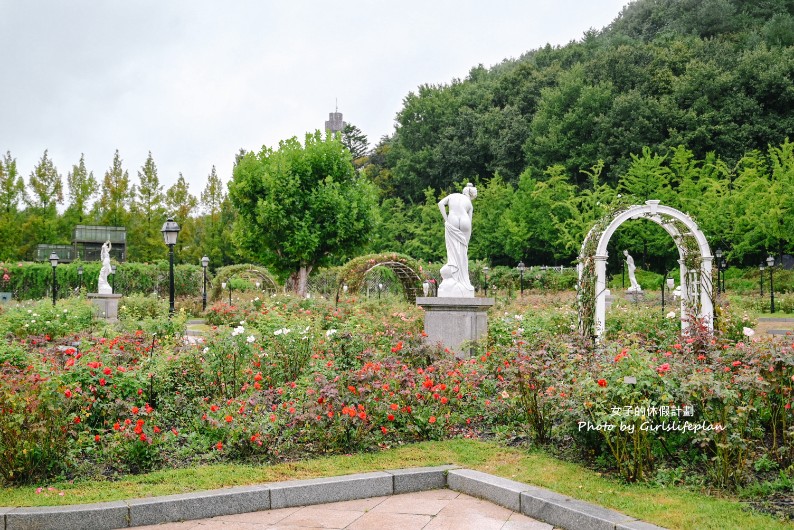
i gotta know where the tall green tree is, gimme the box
[468,175,515,264]
[24,150,65,250]
[27,150,63,211]
[95,150,131,228]
[0,151,25,214]
[166,172,198,263]
[229,132,377,295]
[0,152,26,260]
[129,152,165,261]
[64,154,98,224]
[199,165,228,266]
[340,123,369,165]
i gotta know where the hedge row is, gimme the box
[0,261,206,301]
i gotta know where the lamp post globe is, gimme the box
[161,218,180,315]
[49,252,59,306]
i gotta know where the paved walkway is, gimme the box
[134,489,553,530]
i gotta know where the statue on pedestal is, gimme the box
[97,240,112,294]
[624,250,642,293]
[437,183,477,298]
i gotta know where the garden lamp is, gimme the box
[161,218,180,315]
[49,252,59,306]
[201,256,209,311]
[767,255,775,313]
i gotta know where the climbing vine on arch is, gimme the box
[337,253,432,304]
[577,201,709,340]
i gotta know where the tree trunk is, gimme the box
[296,264,313,297]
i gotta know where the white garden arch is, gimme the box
[577,200,714,339]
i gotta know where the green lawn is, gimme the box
[0,440,790,530]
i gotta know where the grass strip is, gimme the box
[0,439,790,530]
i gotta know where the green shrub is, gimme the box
[0,341,28,368]
[118,294,169,321]
[0,298,95,339]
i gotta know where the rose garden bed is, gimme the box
[1,291,794,525]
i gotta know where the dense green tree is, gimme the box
[0,152,25,260]
[229,132,377,295]
[400,189,445,263]
[340,123,369,165]
[198,165,229,266]
[63,154,98,224]
[94,150,131,228]
[25,150,64,248]
[502,167,577,264]
[128,152,166,261]
[468,175,514,264]
[27,150,63,211]
[165,173,198,264]
[0,151,25,214]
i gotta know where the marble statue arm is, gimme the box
[437,196,449,222]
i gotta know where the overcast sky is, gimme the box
[1,0,629,202]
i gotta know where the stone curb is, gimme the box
[1,466,666,530]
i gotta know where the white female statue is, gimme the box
[624,250,642,292]
[97,240,113,294]
[437,183,477,297]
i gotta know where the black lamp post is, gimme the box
[483,266,489,296]
[760,263,765,296]
[720,257,728,293]
[77,265,83,291]
[111,264,117,294]
[767,255,776,313]
[49,252,59,306]
[201,256,209,311]
[378,282,383,300]
[715,249,723,294]
[517,261,526,297]
[161,218,180,315]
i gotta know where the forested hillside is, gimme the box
[364,0,794,270]
[1,0,792,274]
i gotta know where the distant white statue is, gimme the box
[624,250,642,293]
[437,183,477,298]
[97,240,112,294]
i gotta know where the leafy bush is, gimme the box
[0,298,95,339]
[118,294,169,321]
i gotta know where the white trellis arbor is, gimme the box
[577,200,714,339]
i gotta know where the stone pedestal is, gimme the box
[88,293,122,320]
[416,297,495,358]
